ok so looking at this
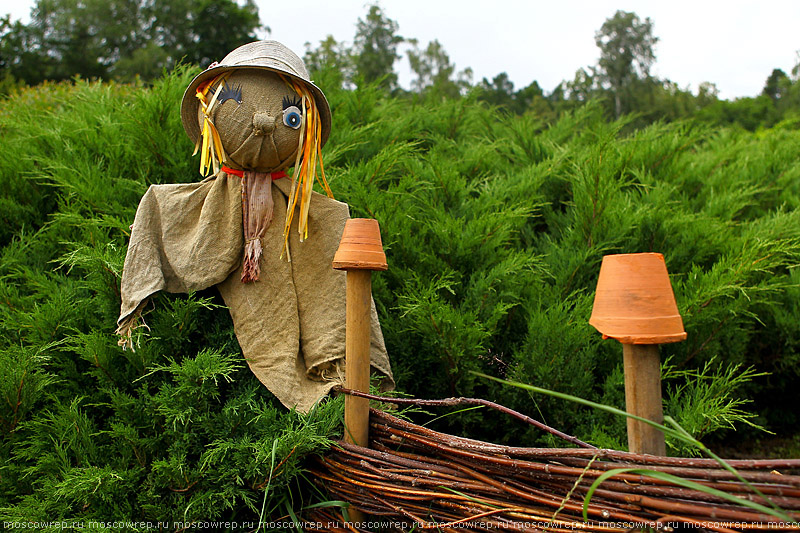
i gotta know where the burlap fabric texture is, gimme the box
[117,173,394,413]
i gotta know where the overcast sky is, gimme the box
[5,1,799,100]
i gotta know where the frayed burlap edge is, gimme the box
[115,301,151,351]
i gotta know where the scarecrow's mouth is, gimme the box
[227,130,290,172]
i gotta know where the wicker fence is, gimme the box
[308,394,800,533]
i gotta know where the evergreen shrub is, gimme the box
[2,68,800,522]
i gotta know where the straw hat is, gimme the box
[180,40,332,148]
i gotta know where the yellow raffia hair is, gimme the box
[193,73,230,177]
[279,74,333,261]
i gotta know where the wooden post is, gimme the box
[589,253,687,457]
[332,218,388,526]
[622,344,666,456]
[343,269,372,448]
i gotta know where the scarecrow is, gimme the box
[116,41,394,412]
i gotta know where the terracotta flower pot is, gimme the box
[332,218,388,271]
[589,252,686,344]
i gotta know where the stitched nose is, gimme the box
[253,112,275,135]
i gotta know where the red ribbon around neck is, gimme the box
[222,166,287,180]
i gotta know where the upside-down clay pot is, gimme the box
[332,218,388,271]
[589,253,687,344]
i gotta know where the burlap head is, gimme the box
[180,40,331,148]
[205,70,303,172]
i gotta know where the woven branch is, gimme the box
[308,394,800,533]
[334,386,595,449]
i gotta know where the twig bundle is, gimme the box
[308,395,800,533]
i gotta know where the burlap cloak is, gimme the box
[117,172,394,412]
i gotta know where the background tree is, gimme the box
[514,80,548,115]
[27,0,135,82]
[304,35,354,89]
[0,15,40,89]
[691,61,800,131]
[407,38,471,99]
[477,74,550,116]
[153,0,262,70]
[0,0,262,84]
[477,72,516,110]
[776,61,800,121]
[762,68,789,102]
[696,81,720,107]
[352,3,403,91]
[565,67,596,104]
[594,10,658,118]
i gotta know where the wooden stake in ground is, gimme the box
[332,218,387,523]
[341,269,372,447]
[623,344,666,456]
[589,253,686,456]
[333,218,387,446]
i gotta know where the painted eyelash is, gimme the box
[282,95,303,111]
[217,82,242,104]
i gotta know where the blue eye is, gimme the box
[282,106,302,129]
